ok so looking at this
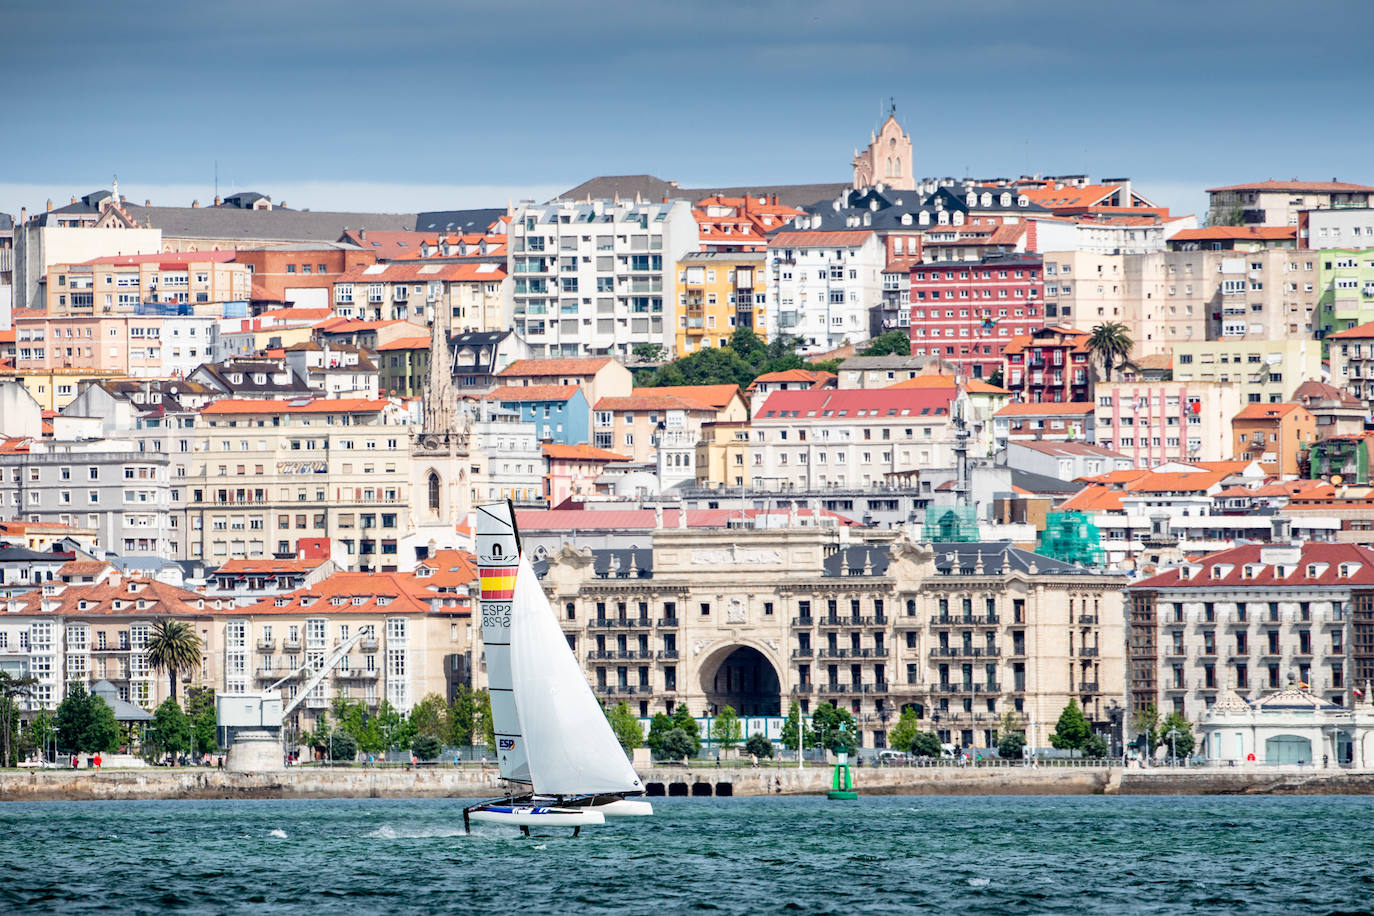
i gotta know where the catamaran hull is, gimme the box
[586,798,653,817]
[468,805,605,828]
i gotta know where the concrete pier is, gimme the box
[4,765,1374,802]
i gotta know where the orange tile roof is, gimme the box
[994,402,1095,416]
[1171,226,1296,241]
[1020,183,1136,210]
[413,549,478,592]
[542,442,631,462]
[0,329,16,343]
[201,397,392,415]
[256,307,335,322]
[374,335,433,351]
[234,571,455,616]
[1207,180,1374,193]
[1059,485,1124,513]
[632,384,743,409]
[497,357,614,377]
[13,577,232,617]
[1001,327,1091,355]
[595,394,714,412]
[1329,320,1374,340]
[768,230,875,247]
[1233,403,1303,421]
[488,384,581,403]
[749,369,835,386]
[58,560,111,577]
[1123,470,1233,493]
[214,558,323,574]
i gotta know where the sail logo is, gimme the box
[499,738,516,751]
[480,566,516,600]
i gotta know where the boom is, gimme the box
[276,627,371,719]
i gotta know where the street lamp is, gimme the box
[1165,727,1180,766]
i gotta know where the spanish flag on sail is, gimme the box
[480,566,517,601]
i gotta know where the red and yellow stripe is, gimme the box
[480,566,517,600]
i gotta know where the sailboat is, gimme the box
[464,501,653,835]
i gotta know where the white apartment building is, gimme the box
[750,389,956,490]
[1306,208,1374,250]
[766,226,883,353]
[507,200,697,358]
[470,402,544,507]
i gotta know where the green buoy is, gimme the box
[827,752,858,800]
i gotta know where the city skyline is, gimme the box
[4,0,1372,217]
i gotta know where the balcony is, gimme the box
[256,637,276,652]
[1078,681,1100,693]
[930,614,1000,626]
[594,685,651,696]
[791,683,814,695]
[254,668,281,680]
[1078,615,1099,625]
[792,616,815,627]
[657,650,679,660]
[588,618,654,629]
[586,650,654,661]
[792,648,813,658]
[817,683,853,695]
[303,697,329,710]
[1078,647,1100,658]
[282,638,302,652]
[656,617,679,628]
[338,669,379,681]
[861,682,890,695]
[929,647,1000,658]
[932,683,1000,695]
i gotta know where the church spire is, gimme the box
[421,302,458,437]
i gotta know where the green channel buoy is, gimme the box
[827,753,858,800]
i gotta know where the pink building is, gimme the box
[543,442,631,507]
[12,313,217,378]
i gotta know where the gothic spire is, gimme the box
[421,302,458,436]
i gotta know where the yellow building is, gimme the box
[1170,337,1321,404]
[695,421,752,488]
[47,251,251,316]
[0,367,126,410]
[674,252,767,356]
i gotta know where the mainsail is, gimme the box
[476,503,530,784]
[508,554,644,797]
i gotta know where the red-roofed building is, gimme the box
[591,393,717,480]
[752,388,955,488]
[1232,403,1315,477]
[234,245,377,311]
[330,260,507,330]
[1128,541,1374,716]
[496,357,632,406]
[746,368,836,415]
[992,400,1096,448]
[765,228,883,354]
[1206,180,1374,228]
[909,254,1046,380]
[1168,226,1297,251]
[46,251,250,317]
[999,326,1089,404]
[543,442,632,506]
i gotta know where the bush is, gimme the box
[910,731,942,758]
[654,727,696,761]
[1084,734,1109,758]
[744,733,773,759]
[998,731,1026,760]
[325,730,357,762]
[412,733,442,761]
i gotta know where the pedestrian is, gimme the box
[72,755,79,770]
[481,755,488,770]
[93,753,101,772]
[715,752,720,768]
[750,753,758,769]
[217,756,224,770]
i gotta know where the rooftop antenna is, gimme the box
[214,160,218,203]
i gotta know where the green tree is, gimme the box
[0,672,37,766]
[1087,322,1133,382]
[744,732,773,760]
[145,698,193,764]
[1083,733,1110,758]
[670,703,702,756]
[910,731,943,758]
[886,707,923,756]
[54,684,121,754]
[185,687,218,756]
[447,686,481,746]
[1049,699,1092,751]
[860,330,913,357]
[326,730,358,762]
[475,690,495,750]
[780,701,810,755]
[998,730,1026,760]
[655,727,695,762]
[21,709,55,763]
[144,619,203,703]
[409,693,449,740]
[412,733,442,761]
[330,697,383,754]
[606,702,643,754]
[377,700,415,751]
[1160,712,1195,760]
[987,367,1004,389]
[810,701,857,754]
[645,712,674,756]
[631,342,668,363]
[710,705,742,750]
[729,327,767,364]
[1133,704,1161,757]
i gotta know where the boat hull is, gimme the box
[468,805,605,828]
[591,798,653,817]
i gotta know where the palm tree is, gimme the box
[145,619,203,703]
[1088,322,1133,382]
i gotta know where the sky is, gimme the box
[4,0,1373,220]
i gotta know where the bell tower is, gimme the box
[852,100,914,191]
[409,302,472,541]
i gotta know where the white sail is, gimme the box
[475,503,529,784]
[508,555,644,797]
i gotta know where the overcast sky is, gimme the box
[3,0,1371,218]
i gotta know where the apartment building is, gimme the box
[766,227,883,353]
[1128,542,1373,720]
[1206,180,1374,228]
[992,402,1096,449]
[750,389,956,490]
[494,356,632,407]
[186,398,412,569]
[1305,208,1374,250]
[469,403,545,508]
[234,243,377,310]
[1328,320,1374,409]
[0,444,175,558]
[331,261,505,327]
[486,385,590,445]
[1231,403,1316,477]
[1316,248,1374,335]
[1093,381,1244,465]
[47,251,250,316]
[592,393,715,489]
[674,251,767,354]
[13,313,221,379]
[1000,326,1090,404]
[507,199,697,358]
[536,525,1127,751]
[1171,338,1321,404]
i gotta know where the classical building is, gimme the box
[408,309,473,559]
[851,110,915,191]
[532,525,1126,751]
[1198,681,1374,767]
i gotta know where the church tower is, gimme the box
[408,303,472,546]
[852,103,914,191]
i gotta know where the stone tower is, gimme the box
[409,303,472,538]
[852,106,914,191]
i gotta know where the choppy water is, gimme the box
[2,795,1373,914]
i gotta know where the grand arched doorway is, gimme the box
[701,646,781,716]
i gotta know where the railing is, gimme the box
[255,638,276,651]
[586,650,654,661]
[656,618,679,628]
[929,647,1000,658]
[792,616,814,627]
[817,683,852,694]
[930,614,1000,626]
[338,669,379,681]
[588,618,654,629]
[304,697,329,709]
[1078,648,1099,658]
[1078,681,1100,692]
[282,639,301,652]
[254,668,280,679]
[817,647,889,659]
[1078,614,1099,625]
[656,650,679,660]
[791,684,813,695]
[791,649,813,658]
[594,685,652,696]
[932,683,1000,694]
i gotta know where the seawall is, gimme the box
[5,765,1374,802]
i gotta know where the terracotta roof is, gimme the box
[1133,543,1374,590]
[374,336,433,351]
[594,395,714,412]
[488,384,581,403]
[1329,320,1374,340]
[513,507,857,531]
[314,317,424,334]
[58,560,111,577]
[749,369,835,386]
[1293,380,1361,407]
[882,376,1010,395]
[234,571,455,617]
[214,558,323,575]
[201,397,392,415]
[1207,180,1374,193]
[631,384,743,410]
[413,549,478,592]
[1013,440,1126,458]
[13,577,230,617]
[1059,485,1124,513]
[334,261,504,284]
[1233,403,1303,421]
[756,388,953,420]
[1124,470,1233,493]
[74,251,238,267]
[1001,327,1091,356]
[1131,353,1173,371]
[1170,226,1296,241]
[541,443,631,462]
[768,230,875,248]
[1021,183,1140,210]
[255,307,335,322]
[994,402,1095,416]
[497,358,613,377]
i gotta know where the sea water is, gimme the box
[2,795,1372,914]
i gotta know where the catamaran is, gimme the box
[464,501,652,835]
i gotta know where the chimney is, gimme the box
[191,200,199,208]
[1271,515,1293,543]
[70,195,77,205]
[45,199,52,212]
[19,206,26,224]
[359,228,367,241]
[144,199,151,206]
[214,195,222,206]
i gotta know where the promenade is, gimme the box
[5,763,1374,802]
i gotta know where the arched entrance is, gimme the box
[1265,734,1313,765]
[701,646,781,716]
